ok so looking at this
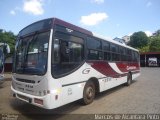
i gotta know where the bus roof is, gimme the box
[18,18,92,37]
[18,17,138,52]
[53,18,93,36]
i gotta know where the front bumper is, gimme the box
[11,85,53,109]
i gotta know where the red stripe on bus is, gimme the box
[87,61,140,78]
[87,61,119,77]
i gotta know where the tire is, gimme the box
[82,81,95,105]
[126,73,132,86]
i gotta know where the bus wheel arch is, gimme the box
[82,77,99,105]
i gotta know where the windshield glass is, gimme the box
[14,31,50,75]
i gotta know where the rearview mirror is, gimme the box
[0,43,10,54]
[3,44,10,54]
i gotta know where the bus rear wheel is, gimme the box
[82,81,95,105]
[126,73,132,86]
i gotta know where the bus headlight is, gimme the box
[38,90,50,96]
[43,90,46,95]
[50,89,61,94]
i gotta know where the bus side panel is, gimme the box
[58,63,104,105]
[102,76,128,91]
[61,83,85,105]
[49,61,140,107]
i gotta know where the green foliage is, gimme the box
[0,29,16,56]
[129,31,149,48]
[138,46,149,53]
[149,35,160,52]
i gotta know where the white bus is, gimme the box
[11,18,140,109]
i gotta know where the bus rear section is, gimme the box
[11,18,140,109]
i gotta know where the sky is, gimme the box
[0,0,160,39]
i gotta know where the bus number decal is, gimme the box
[105,77,112,82]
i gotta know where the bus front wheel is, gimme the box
[82,81,95,105]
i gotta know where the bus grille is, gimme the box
[16,78,35,84]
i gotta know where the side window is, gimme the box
[52,32,84,77]
[135,51,140,62]
[60,41,70,62]
[120,47,127,61]
[87,37,101,50]
[104,52,110,61]
[103,41,110,51]
[110,44,120,61]
[131,50,139,62]
[87,37,102,60]
[102,41,111,61]
[88,50,102,60]
[69,42,84,62]
[111,44,116,52]
[126,49,132,61]
[131,51,135,62]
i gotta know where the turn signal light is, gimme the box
[55,95,58,100]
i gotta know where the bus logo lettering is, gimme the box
[82,68,91,74]
[66,28,73,33]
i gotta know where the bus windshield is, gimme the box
[14,31,50,75]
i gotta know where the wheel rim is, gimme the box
[86,86,94,100]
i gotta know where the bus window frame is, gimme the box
[51,29,86,78]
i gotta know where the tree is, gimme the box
[129,31,149,48]
[0,29,16,56]
[138,46,149,52]
[149,36,160,52]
